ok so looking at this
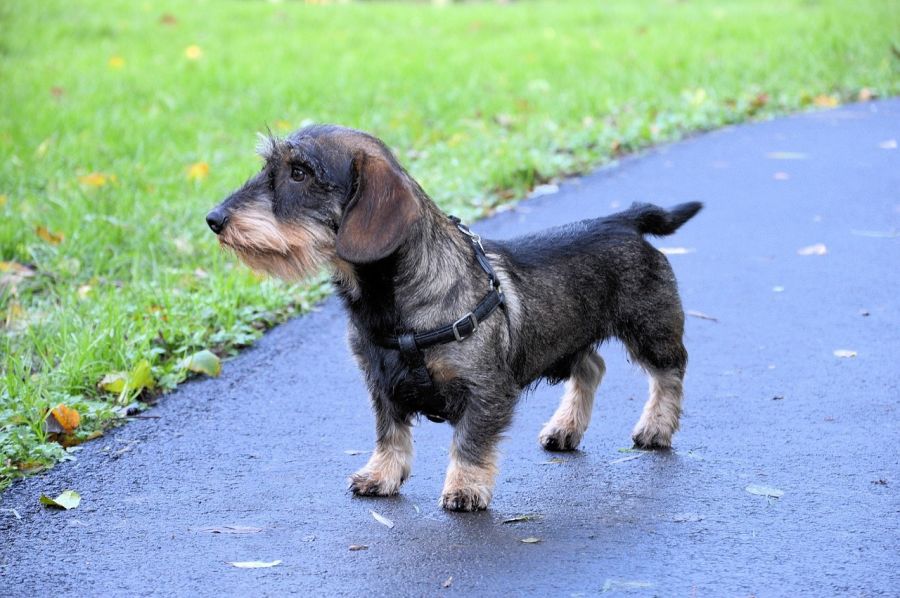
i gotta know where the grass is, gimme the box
[1,0,897,491]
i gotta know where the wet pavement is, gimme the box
[2,100,898,596]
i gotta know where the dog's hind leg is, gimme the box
[349,397,413,497]
[627,328,687,449]
[539,351,606,451]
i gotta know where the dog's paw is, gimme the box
[539,424,582,451]
[631,419,674,450]
[439,486,491,512]
[348,469,403,497]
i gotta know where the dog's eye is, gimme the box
[290,165,308,183]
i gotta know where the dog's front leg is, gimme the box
[349,398,413,497]
[440,401,511,512]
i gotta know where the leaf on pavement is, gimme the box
[687,310,718,322]
[195,525,262,534]
[40,490,81,510]
[745,484,784,499]
[227,560,281,569]
[180,349,221,377]
[370,510,394,529]
[349,544,369,551]
[797,243,827,256]
[833,349,857,358]
[501,514,541,524]
[519,537,541,544]
[441,576,453,588]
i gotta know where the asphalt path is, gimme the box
[2,101,898,596]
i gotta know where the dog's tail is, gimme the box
[618,201,703,237]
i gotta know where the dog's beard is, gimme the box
[218,205,332,281]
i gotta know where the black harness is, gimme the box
[376,217,505,422]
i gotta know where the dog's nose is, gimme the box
[206,209,228,234]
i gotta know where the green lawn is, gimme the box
[1,0,897,491]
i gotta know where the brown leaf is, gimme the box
[35,226,64,245]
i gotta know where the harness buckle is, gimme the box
[452,312,478,342]
[456,222,485,254]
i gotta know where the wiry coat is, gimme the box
[207,124,701,511]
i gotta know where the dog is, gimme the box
[207,124,701,511]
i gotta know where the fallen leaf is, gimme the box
[766,151,808,160]
[441,576,453,589]
[227,560,281,569]
[687,310,718,322]
[184,45,203,60]
[658,247,694,255]
[745,484,784,499]
[519,537,541,544]
[98,372,128,393]
[78,172,112,187]
[501,514,541,524]
[797,243,827,256]
[160,13,178,25]
[812,94,839,108]
[349,544,369,551]
[40,490,81,510]
[878,139,897,150]
[35,226,64,245]
[833,349,857,358]
[180,350,221,377]
[370,510,394,529]
[187,161,210,181]
[49,404,81,433]
[195,525,262,534]
[108,55,125,69]
[129,359,155,391]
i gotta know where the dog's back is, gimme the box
[489,202,702,385]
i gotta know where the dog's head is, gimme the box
[206,125,422,280]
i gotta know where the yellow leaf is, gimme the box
[50,404,81,433]
[108,55,125,69]
[184,45,203,60]
[187,162,210,181]
[35,226,64,245]
[812,94,839,108]
[98,372,128,394]
[78,172,113,187]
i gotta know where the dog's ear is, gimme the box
[336,152,421,264]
